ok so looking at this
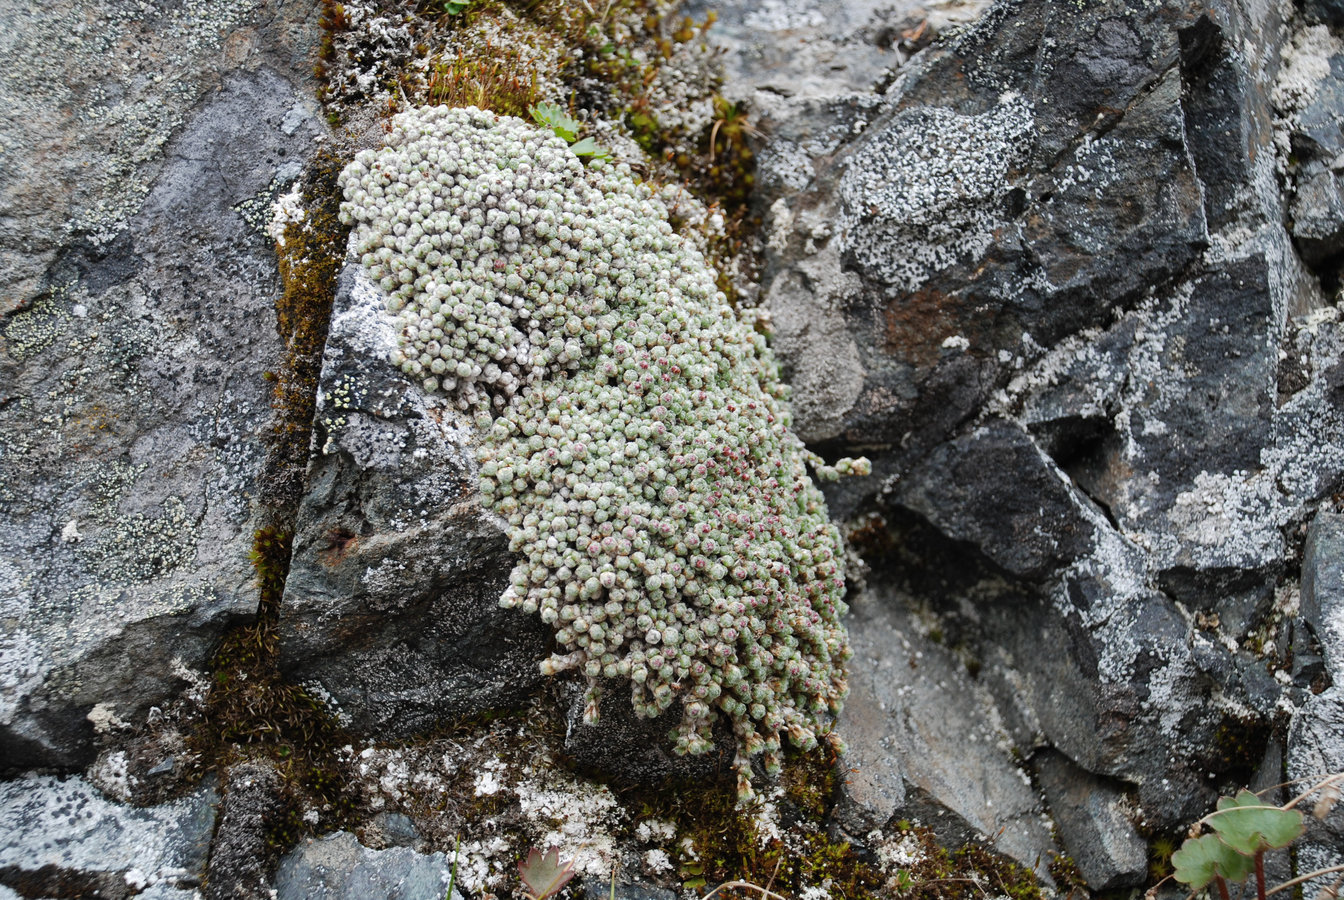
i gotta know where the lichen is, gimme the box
[338,105,868,800]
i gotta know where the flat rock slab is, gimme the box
[0,774,217,898]
[837,585,1055,873]
[1,0,325,770]
[275,831,461,900]
[1033,751,1146,891]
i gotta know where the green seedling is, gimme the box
[1165,773,1344,900]
[530,102,611,161]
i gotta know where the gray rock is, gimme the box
[1302,0,1344,26]
[582,878,676,900]
[1290,161,1344,267]
[762,0,1216,457]
[367,812,425,851]
[1287,688,1344,875]
[0,0,315,317]
[1285,43,1344,266]
[0,774,216,898]
[836,585,1056,874]
[204,760,286,900]
[274,830,461,900]
[1,62,326,771]
[1301,511,1344,674]
[277,264,547,739]
[680,0,993,236]
[1033,751,1146,891]
[1288,511,1344,875]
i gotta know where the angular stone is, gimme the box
[274,831,461,900]
[560,677,736,784]
[1301,510,1344,674]
[763,0,1211,456]
[277,265,547,739]
[1033,751,1146,891]
[1287,48,1344,266]
[0,774,216,898]
[890,420,1097,581]
[1287,688,1344,875]
[1289,510,1344,874]
[204,760,286,900]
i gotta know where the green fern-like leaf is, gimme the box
[530,102,579,143]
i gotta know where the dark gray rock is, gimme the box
[274,831,461,900]
[739,0,1340,852]
[1301,510,1344,674]
[1033,751,1146,891]
[582,878,676,900]
[890,420,1097,581]
[366,812,424,851]
[0,774,216,898]
[1288,511,1344,875]
[204,760,286,900]
[1,63,326,771]
[1286,48,1344,266]
[1302,0,1344,30]
[763,0,1216,457]
[561,677,736,784]
[277,264,548,739]
[836,585,1055,874]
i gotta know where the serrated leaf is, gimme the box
[530,103,578,143]
[1172,834,1255,889]
[1210,790,1304,854]
[518,847,577,900]
[569,137,610,160]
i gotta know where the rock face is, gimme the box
[0,774,217,898]
[713,0,1344,885]
[277,265,548,737]
[0,0,325,771]
[5,0,1344,896]
[1288,512,1344,874]
[837,585,1054,873]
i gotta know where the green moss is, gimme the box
[1147,833,1179,883]
[188,528,355,850]
[887,825,1043,900]
[1047,852,1089,897]
[183,153,354,851]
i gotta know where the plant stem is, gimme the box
[1264,864,1344,897]
[701,880,793,900]
[1217,875,1232,900]
[1255,851,1267,900]
[1284,772,1344,813]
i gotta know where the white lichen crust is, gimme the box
[339,105,862,798]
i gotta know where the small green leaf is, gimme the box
[1172,834,1255,889]
[1210,790,1305,854]
[530,102,579,143]
[683,878,707,891]
[569,137,610,160]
